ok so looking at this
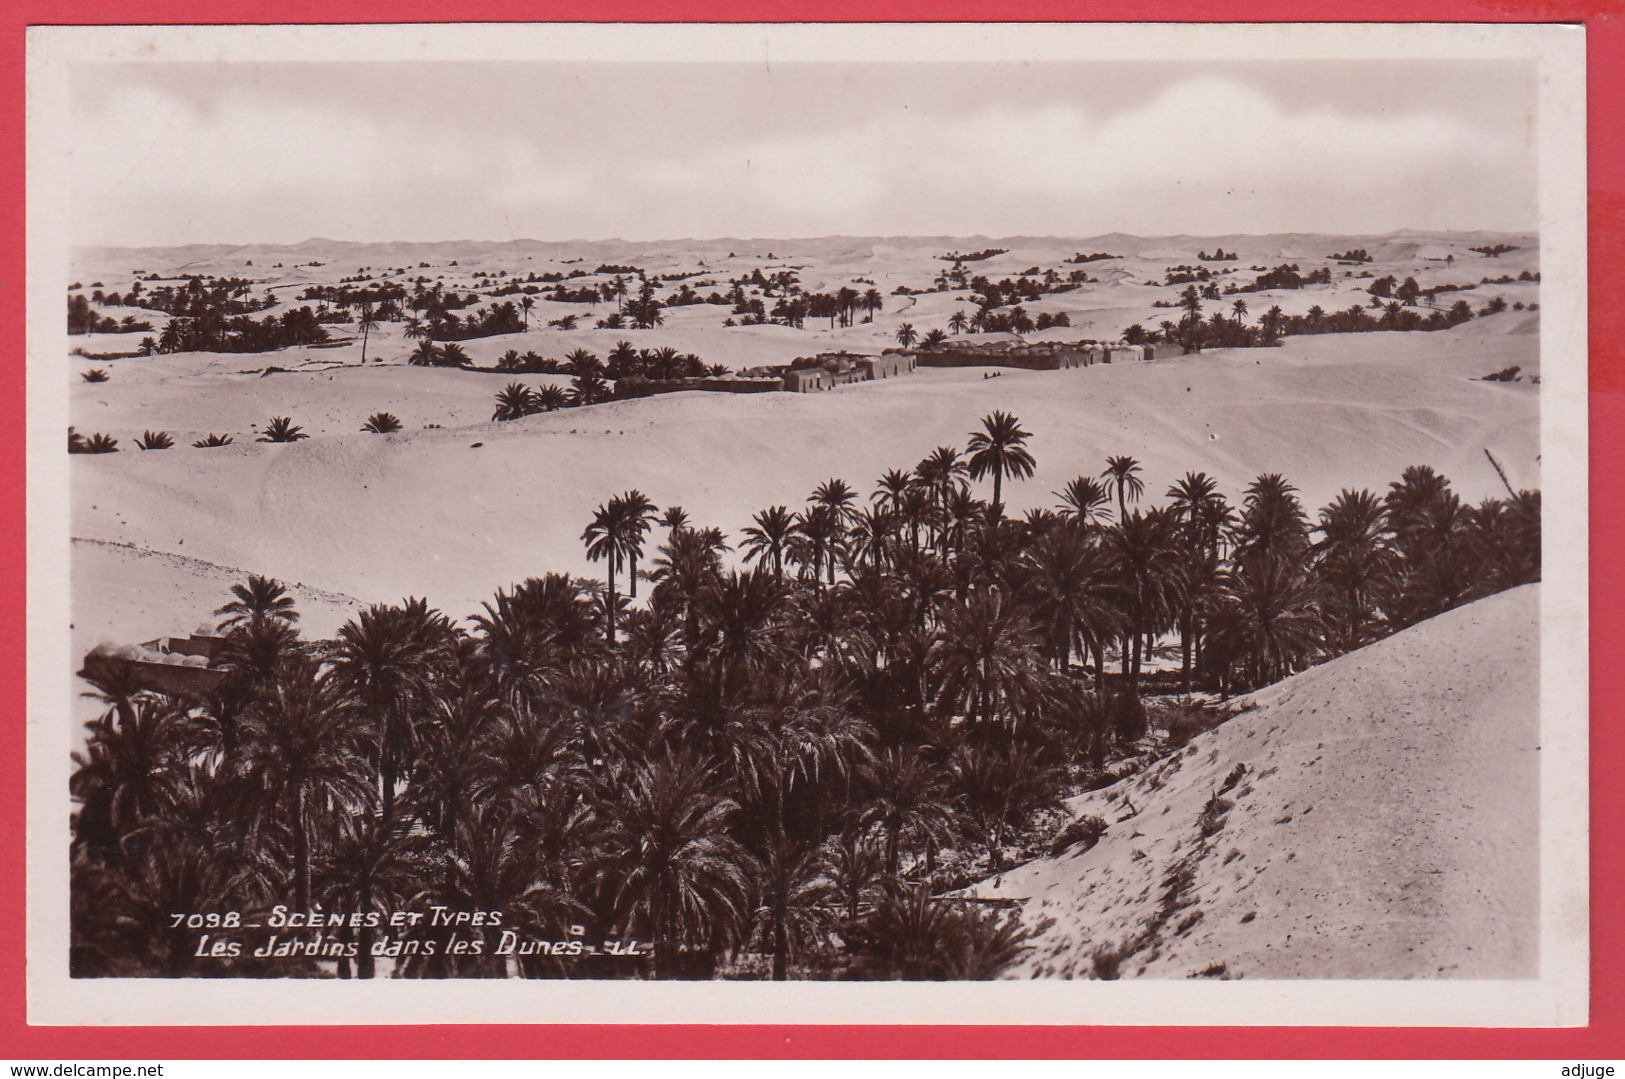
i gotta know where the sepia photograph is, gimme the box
[23,21,1590,1028]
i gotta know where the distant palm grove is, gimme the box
[72,413,1540,980]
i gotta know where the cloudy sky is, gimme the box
[68,58,1536,247]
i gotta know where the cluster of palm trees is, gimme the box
[299,284,408,316]
[133,306,333,356]
[489,346,733,419]
[68,295,155,336]
[404,299,527,343]
[95,275,268,320]
[492,382,572,420]
[1125,282,1482,354]
[407,341,473,368]
[726,284,886,330]
[70,412,1539,982]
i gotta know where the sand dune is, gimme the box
[70,317,1536,645]
[971,584,1540,980]
[66,231,1540,665]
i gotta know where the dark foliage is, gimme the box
[68,414,1539,980]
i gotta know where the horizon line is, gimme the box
[74,225,1540,254]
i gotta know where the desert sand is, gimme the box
[67,232,1540,661]
[970,584,1540,980]
[58,231,1547,983]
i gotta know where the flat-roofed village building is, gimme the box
[81,627,228,697]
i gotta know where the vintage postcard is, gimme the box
[24,21,1589,1026]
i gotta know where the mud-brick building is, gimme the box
[858,353,916,379]
[780,353,870,392]
[781,366,832,392]
[81,628,228,697]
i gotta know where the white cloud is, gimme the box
[68,70,1534,245]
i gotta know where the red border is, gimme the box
[3,0,1620,1060]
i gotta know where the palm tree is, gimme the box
[895,323,918,348]
[948,742,1066,871]
[257,417,307,443]
[619,489,660,599]
[534,384,569,412]
[1207,552,1326,692]
[313,810,415,978]
[728,701,873,979]
[966,411,1037,515]
[650,523,730,656]
[361,412,403,434]
[1055,475,1113,527]
[947,310,968,335]
[915,446,969,537]
[594,749,754,979]
[331,600,454,823]
[848,504,899,573]
[1231,298,1249,324]
[1100,455,1145,521]
[584,500,630,644]
[1167,473,1228,542]
[408,662,503,843]
[810,478,859,526]
[1019,523,1122,673]
[860,746,960,877]
[215,575,299,631]
[741,506,796,579]
[794,504,844,589]
[213,618,303,710]
[356,303,378,364]
[236,656,373,911]
[750,843,839,980]
[566,347,602,377]
[931,589,1044,734]
[693,567,796,693]
[605,340,637,374]
[1312,488,1396,651]
[1103,508,1187,694]
[1165,471,1232,688]
[822,829,886,923]
[871,468,912,514]
[1261,305,1286,342]
[855,881,1033,979]
[659,505,689,540]
[519,295,535,330]
[409,340,441,367]
[492,383,536,421]
[1234,473,1310,560]
[71,692,201,856]
[569,372,609,407]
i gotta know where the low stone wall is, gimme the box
[915,348,1073,371]
[911,341,1150,369]
[696,378,780,393]
[620,376,780,396]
